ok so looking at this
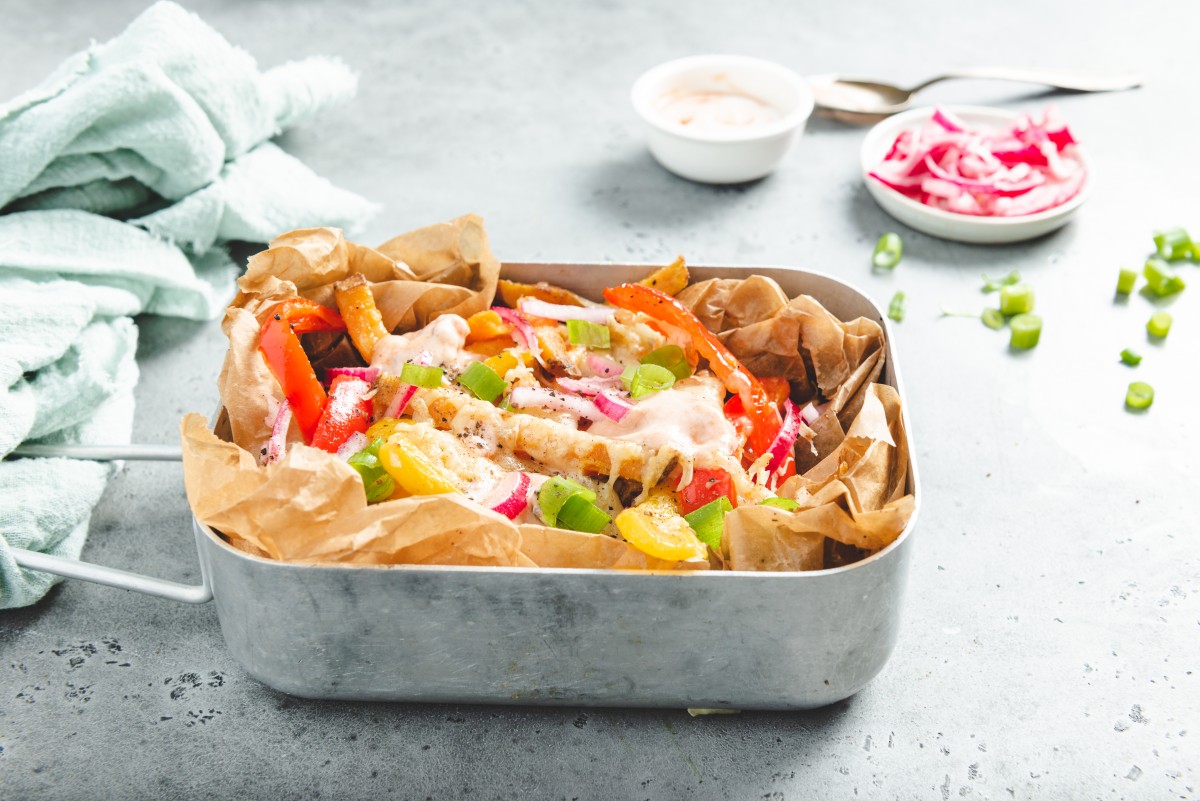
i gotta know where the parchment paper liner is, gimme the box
[183,216,914,571]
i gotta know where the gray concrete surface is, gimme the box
[2,1,1198,799]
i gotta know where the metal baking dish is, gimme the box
[12,262,920,710]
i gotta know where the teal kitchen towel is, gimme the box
[0,1,377,608]
[0,0,359,211]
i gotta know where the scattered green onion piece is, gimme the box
[887,291,906,322]
[981,308,1006,330]
[1147,311,1173,339]
[1116,267,1138,295]
[871,232,903,270]
[641,345,692,380]
[1119,348,1142,366]
[399,362,444,389]
[684,496,732,550]
[1125,382,1154,410]
[555,493,611,533]
[1008,313,1042,350]
[999,283,1035,315]
[981,270,1021,293]
[1153,227,1193,262]
[456,361,507,402]
[537,476,596,527]
[566,319,611,349]
[759,497,800,512]
[347,438,395,504]
[940,307,982,319]
[628,363,675,399]
[1143,258,1186,297]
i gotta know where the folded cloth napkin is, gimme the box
[0,1,378,608]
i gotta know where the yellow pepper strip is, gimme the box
[334,273,390,362]
[378,436,459,496]
[366,417,401,442]
[637,255,689,296]
[615,491,707,562]
[483,348,534,378]
[465,310,513,343]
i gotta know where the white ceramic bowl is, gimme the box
[860,105,1090,244]
[631,55,814,184]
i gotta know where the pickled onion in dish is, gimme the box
[869,106,1085,217]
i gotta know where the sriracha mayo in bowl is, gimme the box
[632,55,813,184]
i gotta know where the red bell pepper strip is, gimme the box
[260,298,346,335]
[680,467,738,515]
[603,283,782,463]
[309,374,373,453]
[258,299,346,443]
[759,376,791,409]
[726,378,798,486]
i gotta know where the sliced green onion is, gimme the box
[566,319,610,349]
[347,438,395,504]
[1143,258,1186,297]
[641,345,692,380]
[999,283,1035,315]
[1116,267,1138,295]
[940,307,983,319]
[1119,348,1142,366]
[759,497,800,512]
[1153,227,1193,262]
[887,291,905,322]
[1008,313,1042,350]
[1147,311,1173,339]
[981,308,1006,330]
[537,476,596,526]
[619,364,638,391]
[872,232,903,270]
[1125,381,1154,410]
[400,363,444,388]
[456,361,507,402]
[555,493,610,533]
[628,363,675,399]
[981,270,1021,293]
[684,496,731,550]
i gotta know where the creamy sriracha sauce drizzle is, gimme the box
[371,314,475,374]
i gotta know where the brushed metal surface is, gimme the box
[197,520,913,709]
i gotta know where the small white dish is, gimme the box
[631,54,814,184]
[860,105,1091,244]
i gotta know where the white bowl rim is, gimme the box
[631,54,814,143]
[860,104,1092,227]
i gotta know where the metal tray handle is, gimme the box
[6,444,211,604]
[10,546,211,604]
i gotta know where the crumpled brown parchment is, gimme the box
[183,217,915,572]
[675,277,913,570]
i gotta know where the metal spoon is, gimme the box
[809,67,1142,123]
